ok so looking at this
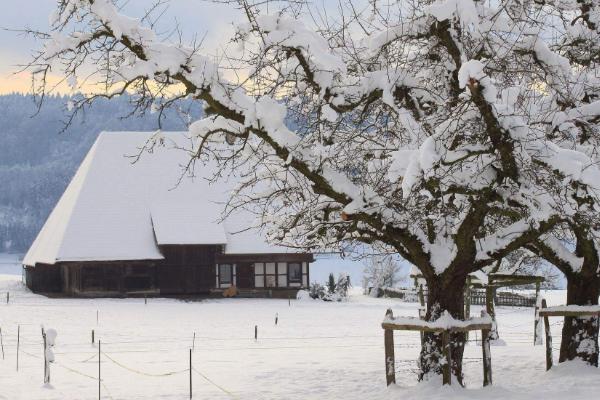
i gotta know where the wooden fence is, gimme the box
[379,287,536,308]
[470,290,537,307]
[538,301,600,370]
[381,309,493,386]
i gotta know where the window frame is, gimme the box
[288,262,302,283]
[218,263,233,285]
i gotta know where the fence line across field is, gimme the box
[1,296,564,398]
[14,338,243,400]
[0,329,543,356]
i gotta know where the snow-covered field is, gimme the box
[0,270,598,400]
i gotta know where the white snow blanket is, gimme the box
[1,274,599,400]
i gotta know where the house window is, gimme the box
[219,264,232,285]
[288,263,302,283]
[266,275,277,288]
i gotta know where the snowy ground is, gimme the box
[0,271,598,400]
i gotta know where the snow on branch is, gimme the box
[28,0,600,280]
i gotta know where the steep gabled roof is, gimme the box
[24,131,290,266]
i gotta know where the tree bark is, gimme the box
[419,273,468,385]
[559,273,599,366]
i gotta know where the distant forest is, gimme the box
[0,93,202,253]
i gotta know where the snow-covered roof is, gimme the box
[24,131,292,267]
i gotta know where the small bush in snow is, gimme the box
[296,290,311,301]
[326,273,336,295]
[309,282,326,300]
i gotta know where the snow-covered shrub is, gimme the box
[296,290,311,301]
[335,274,350,298]
[309,274,351,302]
[309,282,326,300]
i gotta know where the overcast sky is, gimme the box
[0,0,244,94]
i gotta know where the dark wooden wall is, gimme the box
[25,245,313,296]
[157,245,220,294]
[24,264,61,293]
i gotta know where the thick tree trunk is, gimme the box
[419,273,468,385]
[559,273,599,366]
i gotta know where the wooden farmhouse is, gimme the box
[23,132,313,297]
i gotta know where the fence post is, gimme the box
[43,330,47,383]
[418,285,425,308]
[464,276,471,342]
[254,325,258,341]
[92,330,95,345]
[0,327,4,360]
[481,311,492,386]
[189,348,192,399]
[533,283,542,345]
[485,286,498,340]
[542,299,553,370]
[464,276,471,320]
[98,340,101,400]
[442,330,452,385]
[418,308,426,345]
[16,325,20,371]
[384,309,396,386]
[6,292,8,304]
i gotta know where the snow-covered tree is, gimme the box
[28,0,600,381]
[490,249,561,289]
[362,255,404,294]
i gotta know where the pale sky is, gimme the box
[0,0,244,94]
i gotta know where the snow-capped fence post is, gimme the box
[189,348,192,399]
[43,328,56,385]
[481,311,492,386]
[383,309,396,386]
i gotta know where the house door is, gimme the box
[236,263,254,289]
